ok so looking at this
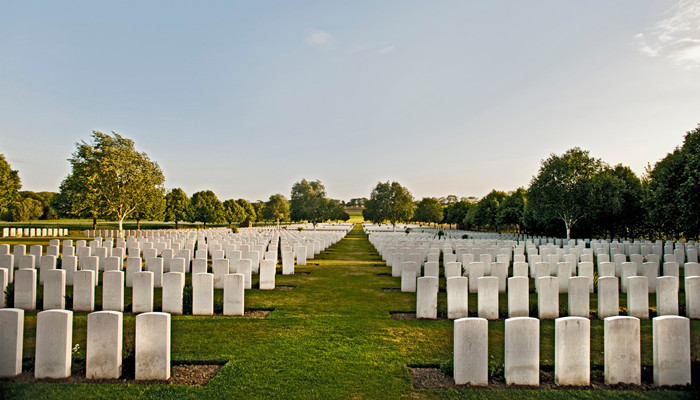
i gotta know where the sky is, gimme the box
[1,0,700,203]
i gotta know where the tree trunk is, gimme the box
[119,217,124,232]
[175,220,179,229]
[92,217,97,231]
[203,222,207,229]
[136,218,141,230]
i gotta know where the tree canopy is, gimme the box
[414,197,443,226]
[57,131,165,231]
[236,199,257,223]
[190,190,224,228]
[290,179,329,225]
[223,199,246,228]
[496,188,526,232]
[363,181,415,229]
[164,188,191,229]
[262,194,290,223]
[0,153,21,218]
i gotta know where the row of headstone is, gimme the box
[1,228,68,238]
[453,315,691,387]
[0,308,171,380]
[413,275,700,320]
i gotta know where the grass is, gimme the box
[0,225,698,399]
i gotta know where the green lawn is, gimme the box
[0,225,698,399]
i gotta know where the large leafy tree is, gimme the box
[223,199,246,228]
[133,188,166,229]
[414,197,444,226]
[496,188,526,233]
[646,124,700,239]
[444,200,474,228]
[263,194,290,224]
[8,197,43,221]
[363,181,415,230]
[236,199,257,223]
[190,190,224,228]
[470,190,507,231]
[58,131,165,231]
[290,179,330,226]
[326,199,349,222]
[0,153,21,218]
[164,188,191,229]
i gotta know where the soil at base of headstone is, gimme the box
[294,271,310,275]
[275,285,296,291]
[382,288,401,292]
[390,312,449,321]
[2,364,223,386]
[408,365,699,391]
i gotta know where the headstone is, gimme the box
[686,276,700,319]
[538,276,559,319]
[193,273,214,315]
[162,272,184,315]
[491,262,507,293]
[235,259,253,289]
[0,309,23,377]
[507,276,529,318]
[657,276,678,316]
[400,262,418,292]
[147,258,164,288]
[468,262,484,293]
[61,256,78,286]
[223,274,245,316]
[604,316,641,385]
[132,271,154,314]
[447,277,468,319]
[14,268,37,311]
[135,312,171,380]
[454,318,488,386]
[653,316,691,386]
[423,261,439,278]
[102,271,124,312]
[212,258,230,289]
[86,311,123,379]
[597,276,619,319]
[43,269,66,310]
[282,252,294,275]
[627,276,649,320]
[568,276,589,318]
[125,257,142,287]
[477,276,499,320]
[505,317,539,386]
[555,317,590,386]
[34,310,72,379]
[416,277,438,319]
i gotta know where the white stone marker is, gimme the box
[538,276,559,319]
[598,261,615,277]
[125,257,142,287]
[12,244,25,268]
[43,269,66,310]
[295,246,307,266]
[534,262,549,292]
[39,255,56,285]
[597,276,619,319]
[505,317,539,386]
[191,258,207,276]
[685,262,700,278]
[478,276,499,320]
[578,262,594,292]
[193,273,214,315]
[86,311,123,379]
[447,277,468,319]
[235,259,253,289]
[282,252,295,275]
[0,254,13,284]
[556,262,571,293]
[169,257,186,274]
[147,257,164,288]
[653,316,691,386]
[162,272,184,315]
[14,268,37,311]
[73,270,95,312]
[621,262,637,293]
[513,262,528,278]
[102,270,124,312]
[627,276,649,320]
[132,271,154,314]
[445,262,461,279]
[212,258,230,289]
[259,259,276,290]
[224,273,245,316]
[604,316,640,385]
[454,318,488,386]
[0,269,6,308]
[0,308,23,377]
[18,254,35,270]
[135,312,171,380]
[554,317,590,386]
[400,261,418,293]
[491,262,508,293]
[507,276,529,318]
[468,262,484,293]
[686,276,700,319]
[568,276,589,318]
[391,253,403,277]
[35,310,72,379]
[657,276,678,316]
[423,261,439,278]
[416,276,438,319]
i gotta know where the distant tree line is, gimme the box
[2,124,699,239]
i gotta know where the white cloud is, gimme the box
[377,45,395,55]
[305,28,332,47]
[635,0,700,67]
[349,41,396,56]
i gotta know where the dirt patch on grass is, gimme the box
[390,312,450,321]
[382,288,402,292]
[3,363,223,386]
[275,285,296,291]
[408,365,699,391]
[244,308,273,317]
[294,271,310,275]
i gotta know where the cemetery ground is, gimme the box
[1,225,699,399]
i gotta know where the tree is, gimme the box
[190,190,224,228]
[414,197,444,226]
[496,188,526,233]
[646,124,700,239]
[527,147,606,240]
[346,198,367,208]
[8,197,43,221]
[471,190,507,231]
[290,179,330,226]
[59,131,165,231]
[363,181,415,230]
[164,188,191,229]
[223,199,246,228]
[132,188,165,229]
[262,194,290,224]
[326,199,348,222]
[0,154,21,218]
[444,200,474,228]
[236,199,257,223]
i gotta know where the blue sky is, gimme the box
[2,0,699,202]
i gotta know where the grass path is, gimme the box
[1,225,697,399]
